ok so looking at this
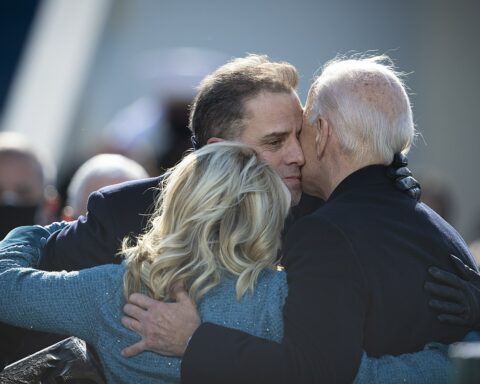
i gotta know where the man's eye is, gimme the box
[268,140,282,147]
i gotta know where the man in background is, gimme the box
[0,132,58,238]
[0,131,60,369]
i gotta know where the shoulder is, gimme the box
[90,176,162,204]
[72,262,125,285]
[86,176,162,218]
[73,263,126,308]
[416,202,477,269]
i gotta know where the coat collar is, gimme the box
[328,165,390,202]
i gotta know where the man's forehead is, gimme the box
[245,90,301,111]
[244,93,302,127]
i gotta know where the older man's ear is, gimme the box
[314,117,330,160]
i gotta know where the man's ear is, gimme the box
[206,137,225,144]
[315,117,330,160]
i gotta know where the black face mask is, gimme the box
[0,204,39,240]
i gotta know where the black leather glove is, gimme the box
[425,254,480,328]
[386,153,421,201]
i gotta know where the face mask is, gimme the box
[0,204,39,240]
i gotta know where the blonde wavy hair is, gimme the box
[122,142,291,303]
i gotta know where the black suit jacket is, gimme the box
[180,165,476,384]
[40,176,162,271]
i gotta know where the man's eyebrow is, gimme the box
[259,132,288,144]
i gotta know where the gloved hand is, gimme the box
[425,254,480,328]
[386,153,421,201]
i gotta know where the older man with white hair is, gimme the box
[136,55,476,384]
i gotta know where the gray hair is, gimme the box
[307,54,415,164]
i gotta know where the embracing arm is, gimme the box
[119,215,364,383]
[0,226,115,343]
[177,216,367,384]
[40,191,123,271]
[180,327,452,384]
[355,345,451,384]
[120,215,454,383]
[40,177,160,272]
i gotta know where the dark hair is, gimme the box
[189,54,299,147]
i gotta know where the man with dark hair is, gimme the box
[39,54,308,274]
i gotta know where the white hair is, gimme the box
[67,154,149,215]
[307,54,415,164]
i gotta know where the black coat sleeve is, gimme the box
[39,177,160,272]
[181,215,368,384]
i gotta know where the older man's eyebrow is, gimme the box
[259,132,288,144]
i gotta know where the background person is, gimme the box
[0,131,59,238]
[0,131,60,369]
[62,153,149,220]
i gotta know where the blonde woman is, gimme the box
[0,143,450,383]
[0,143,289,383]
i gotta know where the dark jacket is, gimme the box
[180,165,476,384]
[40,176,162,271]
[0,177,164,370]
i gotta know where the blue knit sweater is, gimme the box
[0,225,450,383]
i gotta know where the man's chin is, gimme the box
[289,189,302,206]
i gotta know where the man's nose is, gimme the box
[287,138,305,166]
